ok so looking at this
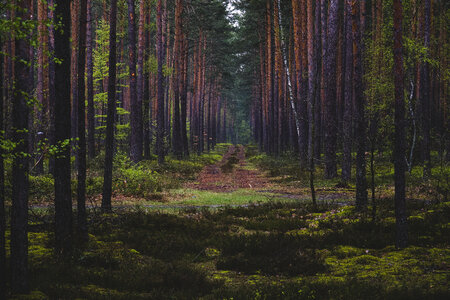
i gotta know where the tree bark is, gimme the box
[172,0,183,159]
[102,0,118,210]
[421,0,431,177]
[77,0,88,241]
[143,8,151,159]
[342,0,353,184]
[86,0,95,159]
[71,0,79,159]
[307,0,316,206]
[393,0,408,248]
[129,0,142,163]
[353,1,368,210]
[11,0,32,293]
[181,32,190,157]
[0,35,6,300]
[156,0,166,164]
[36,0,48,175]
[137,0,146,161]
[323,0,339,179]
[48,0,56,174]
[54,0,73,255]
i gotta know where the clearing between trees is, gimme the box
[9,145,449,299]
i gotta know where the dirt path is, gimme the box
[184,145,268,192]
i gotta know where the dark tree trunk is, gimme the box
[393,0,408,248]
[11,0,32,293]
[342,0,353,184]
[143,10,151,159]
[324,0,339,179]
[421,0,431,177]
[314,0,324,161]
[129,0,142,163]
[0,35,6,299]
[156,0,166,164]
[353,1,368,210]
[77,0,88,241]
[48,0,56,174]
[102,0,118,211]
[71,0,79,161]
[87,0,95,159]
[172,0,183,159]
[181,33,189,157]
[137,0,146,161]
[54,0,73,255]
[307,0,316,207]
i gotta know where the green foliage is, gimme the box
[20,200,449,299]
[29,175,54,201]
[92,19,130,147]
[249,152,302,179]
[114,166,162,197]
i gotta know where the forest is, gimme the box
[0,0,449,299]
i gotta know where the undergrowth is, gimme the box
[5,200,449,299]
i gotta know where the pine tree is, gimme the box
[11,0,32,292]
[54,0,73,255]
[102,0,118,210]
[77,0,88,241]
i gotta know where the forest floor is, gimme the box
[105,144,354,210]
[8,145,450,299]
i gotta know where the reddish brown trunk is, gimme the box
[324,0,339,179]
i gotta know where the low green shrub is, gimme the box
[114,166,162,197]
[29,175,54,200]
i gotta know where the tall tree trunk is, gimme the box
[137,0,146,161]
[421,0,431,177]
[266,0,273,154]
[101,0,118,210]
[273,0,283,156]
[36,0,48,175]
[306,0,316,206]
[181,32,189,157]
[0,35,6,299]
[393,0,408,248]
[353,0,368,210]
[324,0,339,179]
[54,0,73,255]
[143,9,151,159]
[71,0,79,160]
[316,0,327,161]
[77,0,88,241]
[48,0,56,174]
[129,0,142,163]
[86,0,95,159]
[299,0,308,164]
[172,0,183,159]
[156,0,166,164]
[11,0,32,293]
[342,0,353,184]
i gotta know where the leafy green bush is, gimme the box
[29,175,54,200]
[114,166,162,197]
